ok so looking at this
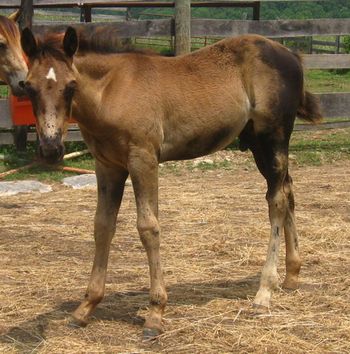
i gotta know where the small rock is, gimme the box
[193,158,214,167]
[63,174,132,189]
[203,159,214,164]
[63,174,97,189]
[0,180,52,196]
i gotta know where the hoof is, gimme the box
[253,287,272,309]
[68,315,88,329]
[142,327,162,341]
[252,303,269,315]
[282,278,299,290]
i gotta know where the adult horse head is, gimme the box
[0,11,28,96]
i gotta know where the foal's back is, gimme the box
[98,35,303,161]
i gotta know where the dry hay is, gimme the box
[0,150,349,353]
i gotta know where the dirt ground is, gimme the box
[0,150,349,353]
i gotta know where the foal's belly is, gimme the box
[159,113,249,162]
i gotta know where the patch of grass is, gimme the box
[0,141,94,182]
[1,156,95,182]
[289,128,350,165]
[0,85,9,98]
[2,164,74,182]
[190,159,233,171]
[305,69,350,93]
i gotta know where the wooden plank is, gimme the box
[0,132,37,145]
[0,99,12,129]
[32,18,350,39]
[0,0,331,8]
[0,132,14,145]
[294,121,350,131]
[317,92,350,118]
[0,129,82,144]
[303,54,350,69]
[33,19,174,37]
[191,19,350,37]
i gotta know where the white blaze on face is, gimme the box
[43,99,58,139]
[45,67,57,82]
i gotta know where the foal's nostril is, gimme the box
[19,80,25,89]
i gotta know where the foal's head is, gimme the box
[21,27,78,164]
[0,12,28,96]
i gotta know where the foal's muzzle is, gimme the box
[39,137,65,164]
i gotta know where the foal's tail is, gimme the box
[297,90,323,124]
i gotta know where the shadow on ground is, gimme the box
[0,274,259,351]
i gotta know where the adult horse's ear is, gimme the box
[63,27,78,57]
[8,10,21,22]
[21,27,37,58]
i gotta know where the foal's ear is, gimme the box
[21,28,37,58]
[63,27,78,57]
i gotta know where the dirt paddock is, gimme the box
[0,151,349,353]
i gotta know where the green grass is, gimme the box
[289,128,350,165]
[0,142,94,182]
[305,69,350,93]
[0,85,9,98]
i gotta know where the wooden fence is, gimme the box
[0,0,349,145]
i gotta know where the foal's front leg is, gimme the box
[128,149,167,339]
[72,162,128,326]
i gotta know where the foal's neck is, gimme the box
[71,54,115,126]
[74,53,114,80]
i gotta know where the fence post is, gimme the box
[335,35,340,54]
[80,5,92,23]
[175,0,191,55]
[252,1,261,20]
[14,0,33,152]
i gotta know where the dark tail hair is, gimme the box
[297,91,323,124]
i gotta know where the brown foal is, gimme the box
[0,11,27,96]
[20,27,321,338]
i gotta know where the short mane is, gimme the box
[35,33,71,63]
[76,26,133,54]
[36,25,157,56]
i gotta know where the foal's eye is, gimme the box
[24,81,38,97]
[64,80,77,99]
[0,42,6,50]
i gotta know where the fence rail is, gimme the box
[32,18,350,38]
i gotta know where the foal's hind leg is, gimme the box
[128,148,167,339]
[248,133,291,308]
[282,174,301,289]
[72,162,128,326]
